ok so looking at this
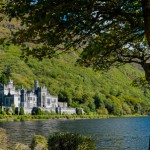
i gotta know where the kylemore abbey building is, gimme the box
[0,80,82,114]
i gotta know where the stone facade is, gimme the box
[20,80,59,111]
[0,80,82,114]
[0,80,20,110]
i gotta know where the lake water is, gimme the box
[0,117,150,150]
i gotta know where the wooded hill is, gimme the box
[0,15,150,116]
[0,43,150,115]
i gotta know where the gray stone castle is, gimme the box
[0,80,80,114]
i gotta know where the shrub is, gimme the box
[122,103,132,115]
[36,108,42,115]
[32,107,42,115]
[19,107,24,115]
[97,108,108,115]
[0,106,2,114]
[31,135,48,150]
[83,106,90,115]
[2,111,6,116]
[76,108,83,115]
[11,104,15,115]
[15,143,30,150]
[6,108,12,115]
[48,132,96,150]
[88,102,96,112]
[31,107,38,115]
[42,110,51,115]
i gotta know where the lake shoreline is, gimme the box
[0,114,148,122]
[0,128,96,150]
[0,117,149,149]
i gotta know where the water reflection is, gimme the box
[0,117,150,149]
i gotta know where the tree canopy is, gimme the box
[3,0,150,82]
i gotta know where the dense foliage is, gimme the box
[19,107,24,115]
[0,10,150,116]
[0,1,150,116]
[4,0,150,83]
[3,131,95,150]
[48,132,96,150]
[31,135,48,150]
[0,41,149,115]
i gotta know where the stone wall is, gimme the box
[24,108,32,114]
[59,108,77,115]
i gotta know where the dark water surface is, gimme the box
[0,117,150,150]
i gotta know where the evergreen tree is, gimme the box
[11,104,15,115]
[19,107,24,115]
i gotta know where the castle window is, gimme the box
[52,99,57,103]
[28,97,32,101]
[47,98,50,105]
[6,98,8,106]
[30,103,33,108]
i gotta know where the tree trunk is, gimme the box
[142,0,150,46]
[143,63,150,82]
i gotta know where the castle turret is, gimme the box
[8,80,13,88]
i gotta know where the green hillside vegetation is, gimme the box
[0,15,150,116]
[0,43,150,116]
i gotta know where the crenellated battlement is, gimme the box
[0,80,82,114]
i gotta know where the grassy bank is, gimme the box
[0,114,109,122]
[0,114,148,122]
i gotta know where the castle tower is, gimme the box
[8,80,13,88]
[20,88,25,107]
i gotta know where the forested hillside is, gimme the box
[0,14,150,116]
[0,43,150,115]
